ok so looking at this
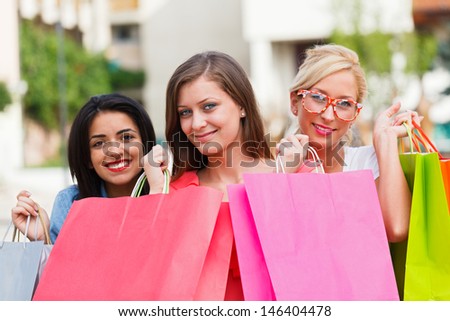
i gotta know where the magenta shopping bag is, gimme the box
[242,170,399,301]
[227,184,276,301]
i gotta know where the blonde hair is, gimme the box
[289,44,367,103]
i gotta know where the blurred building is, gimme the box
[413,0,450,154]
[12,0,249,140]
[1,0,448,152]
[0,0,23,176]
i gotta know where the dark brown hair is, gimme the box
[68,93,156,198]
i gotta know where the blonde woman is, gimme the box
[289,44,420,242]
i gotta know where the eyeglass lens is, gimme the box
[303,92,358,121]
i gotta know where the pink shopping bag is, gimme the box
[33,185,223,300]
[242,170,399,300]
[227,184,276,300]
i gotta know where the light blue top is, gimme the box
[49,184,107,243]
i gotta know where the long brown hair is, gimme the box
[165,51,272,180]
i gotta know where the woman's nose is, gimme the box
[320,104,335,121]
[191,112,207,130]
[103,141,124,158]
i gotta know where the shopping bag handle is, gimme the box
[1,216,31,249]
[275,154,286,173]
[400,122,433,154]
[400,123,417,153]
[37,205,52,245]
[307,146,325,173]
[1,206,51,248]
[131,169,170,197]
[412,119,443,159]
[131,147,173,197]
[275,146,324,174]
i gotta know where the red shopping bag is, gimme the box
[193,203,234,300]
[242,170,399,300]
[227,184,276,300]
[441,160,450,213]
[33,185,223,300]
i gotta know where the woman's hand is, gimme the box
[276,133,309,173]
[11,190,49,241]
[374,102,422,140]
[142,144,170,194]
[372,101,421,242]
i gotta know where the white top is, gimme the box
[343,145,379,180]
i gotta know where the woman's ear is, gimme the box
[290,91,299,116]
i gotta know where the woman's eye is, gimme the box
[123,134,134,142]
[204,103,216,111]
[178,109,192,117]
[311,94,326,102]
[92,141,104,148]
[336,100,354,108]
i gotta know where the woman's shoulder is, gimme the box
[54,185,80,203]
[170,171,200,190]
[50,185,80,243]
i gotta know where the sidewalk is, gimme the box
[0,167,72,233]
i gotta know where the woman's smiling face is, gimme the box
[177,76,244,157]
[88,111,143,195]
[291,69,358,150]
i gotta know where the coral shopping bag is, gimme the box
[193,203,234,300]
[33,185,223,300]
[241,170,399,300]
[441,159,450,213]
[397,151,450,300]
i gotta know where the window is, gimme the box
[112,24,139,43]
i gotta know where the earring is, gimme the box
[293,109,298,116]
[241,111,246,117]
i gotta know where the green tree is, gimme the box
[396,31,438,77]
[330,0,437,113]
[108,61,146,90]
[20,19,112,129]
[330,30,393,75]
[0,82,12,112]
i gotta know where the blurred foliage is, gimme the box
[0,82,12,112]
[396,32,438,76]
[108,62,146,89]
[438,40,450,70]
[330,0,438,77]
[330,30,393,74]
[20,19,112,129]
